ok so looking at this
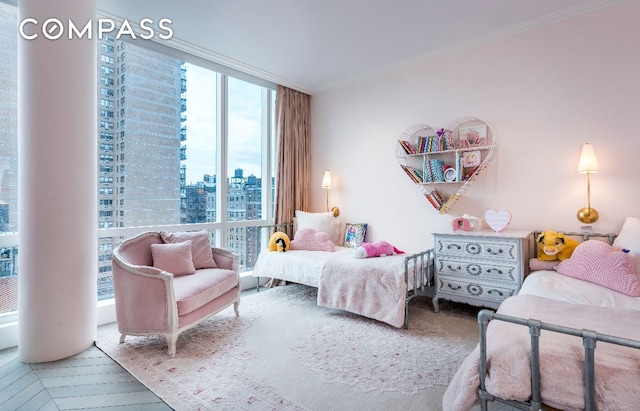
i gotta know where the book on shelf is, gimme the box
[424,188,447,211]
[400,165,423,183]
[399,140,417,155]
[460,150,481,181]
[423,159,448,182]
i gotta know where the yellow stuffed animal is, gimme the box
[536,231,579,261]
[268,231,290,252]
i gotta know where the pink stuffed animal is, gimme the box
[353,241,404,259]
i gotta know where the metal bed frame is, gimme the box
[475,230,640,410]
[252,223,434,329]
[477,309,640,411]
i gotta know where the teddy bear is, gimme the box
[353,241,404,259]
[536,231,579,261]
[268,231,290,252]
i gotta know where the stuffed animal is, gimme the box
[268,231,290,252]
[290,228,335,252]
[353,241,404,259]
[536,231,579,261]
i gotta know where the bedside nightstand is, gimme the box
[432,230,534,312]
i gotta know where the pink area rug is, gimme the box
[97,284,478,410]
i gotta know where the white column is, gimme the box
[18,0,97,362]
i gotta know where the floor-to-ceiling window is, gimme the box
[0,2,277,327]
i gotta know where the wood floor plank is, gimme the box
[16,387,54,411]
[31,355,116,370]
[0,369,39,404]
[40,371,138,388]
[0,378,49,411]
[47,380,150,398]
[0,360,32,391]
[34,363,124,378]
[54,390,163,410]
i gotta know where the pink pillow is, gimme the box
[150,241,196,276]
[290,228,335,252]
[160,229,217,269]
[555,240,640,296]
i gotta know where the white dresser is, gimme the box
[432,230,534,312]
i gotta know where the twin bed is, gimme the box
[444,222,640,411]
[250,220,433,329]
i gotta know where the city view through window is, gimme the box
[0,3,276,317]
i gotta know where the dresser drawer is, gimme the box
[435,256,518,284]
[436,277,516,304]
[436,237,519,262]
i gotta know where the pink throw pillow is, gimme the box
[555,240,640,296]
[150,241,196,276]
[160,229,217,269]
[290,228,335,252]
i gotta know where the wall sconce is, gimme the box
[577,143,600,224]
[321,170,340,217]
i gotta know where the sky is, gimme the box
[183,63,265,185]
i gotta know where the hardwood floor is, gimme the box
[0,324,172,411]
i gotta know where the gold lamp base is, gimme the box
[331,207,340,217]
[577,207,599,224]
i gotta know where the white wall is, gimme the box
[311,1,640,252]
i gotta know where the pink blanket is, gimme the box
[443,295,640,411]
[317,253,415,328]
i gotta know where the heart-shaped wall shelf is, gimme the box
[395,116,497,214]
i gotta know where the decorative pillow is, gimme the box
[555,240,640,296]
[290,228,335,252]
[528,258,558,272]
[150,241,196,276]
[295,210,340,244]
[160,229,217,269]
[343,223,368,248]
[613,216,640,276]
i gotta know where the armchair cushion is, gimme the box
[161,229,218,269]
[173,268,239,315]
[150,241,196,276]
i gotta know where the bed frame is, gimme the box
[475,231,640,410]
[477,309,640,411]
[252,223,435,329]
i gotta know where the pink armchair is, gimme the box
[112,231,240,356]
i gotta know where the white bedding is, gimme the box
[251,247,350,287]
[251,247,426,327]
[518,270,640,311]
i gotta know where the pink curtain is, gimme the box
[274,85,311,224]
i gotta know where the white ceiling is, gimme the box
[97,0,624,94]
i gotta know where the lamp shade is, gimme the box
[577,143,600,174]
[321,170,332,189]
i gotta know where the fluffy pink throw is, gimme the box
[443,295,640,411]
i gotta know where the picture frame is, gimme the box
[458,125,487,148]
[343,223,368,248]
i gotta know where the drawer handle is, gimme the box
[447,244,461,250]
[487,289,504,297]
[447,264,462,272]
[447,284,462,291]
[487,248,504,255]
[486,268,503,275]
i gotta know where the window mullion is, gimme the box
[216,73,228,248]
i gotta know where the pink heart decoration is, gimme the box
[484,209,512,232]
[395,118,497,214]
